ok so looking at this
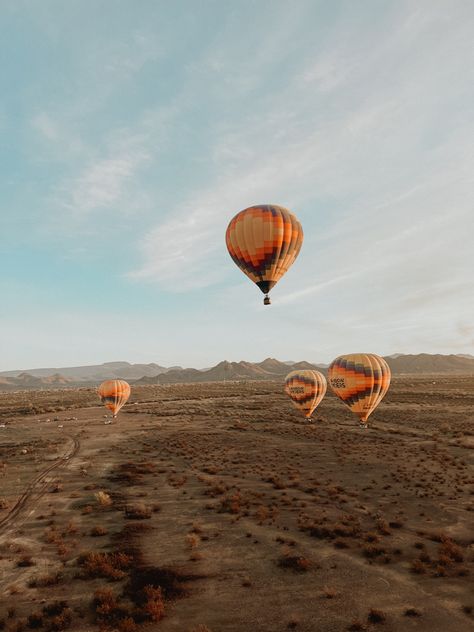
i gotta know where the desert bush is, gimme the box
[77,551,133,580]
[363,545,385,559]
[142,585,164,622]
[321,586,339,599]
[278,553,311,572]
[439,538,464,563]
[376,519,391,535]
[410,559,427,574]
[185,534,200,549]
[124,503,151,520]
[117,618,139,632]
[367,608,386,624]
[404,608,421,617]
[28,572,62,588]
[94,491,113,507]
[90,525,108,537]
[45,609,72,631]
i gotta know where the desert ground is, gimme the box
[0,376,473,632]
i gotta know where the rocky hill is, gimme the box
[0,354,473,390]
[384,353,474,374]
[136,358,326,385]
[0,361,180,382]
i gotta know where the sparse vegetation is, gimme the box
[0,377,472,630]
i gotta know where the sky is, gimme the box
[0,0,473,371]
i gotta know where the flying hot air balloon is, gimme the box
[98,379,131,418]
[225,205,303,305]
[328,354,391,427]
[285,370,327,419]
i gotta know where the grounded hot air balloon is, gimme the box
[225,204,303,305]
[328,354,391,427]
[98,379,131,418]
[285,370,327,419]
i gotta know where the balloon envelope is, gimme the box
[225,205,303,304]
[328,354,391,424]
[98,379,131,417]
[284,370,327,418]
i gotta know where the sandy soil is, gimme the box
[0,376,473,631]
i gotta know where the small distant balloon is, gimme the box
[98,380,131,418]
[328,354,391,427]
[284,370,327,419]
[225,204,303,305]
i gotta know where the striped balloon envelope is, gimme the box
[225,205,303,305]
[284,370,327,419]
[98,379,131,418]
[328,354,391,426]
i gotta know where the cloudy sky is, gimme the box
[0,0,472,370]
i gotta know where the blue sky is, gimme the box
[0,0,473,370]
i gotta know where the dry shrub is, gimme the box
[376,519,391,536]
[410,559,427,574]
[117,618,139,632]
[219,492,242,514]
[77,551,133,580]
[186,534,200,549]
[368,608,386,624]
[321,586,339,599]
[94,491,113,507]
[363,545,386,559]
[255,505,270,524]
[45,608,72,631]
[125,503,151,520]
[28,572,62,588]
[404,608,421,617]
[142,585,164,622]
[93,587,133,628]
[90,525,108,537]
[439,537,464,563]
[278,553,311,572]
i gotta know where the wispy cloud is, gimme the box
[58,151,150,215]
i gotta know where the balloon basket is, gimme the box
[263,295,271,305]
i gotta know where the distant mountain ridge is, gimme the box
[136,358,326,385]
[385,353,474,374]
[0,361,181,382]
[0,354,472,390]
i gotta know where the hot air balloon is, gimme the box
[225,205,303,305]
[328,354,391,427]
[285,370,327,419]
[98,379,131,418]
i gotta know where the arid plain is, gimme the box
[0,376,473,632]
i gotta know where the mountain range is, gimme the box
[0,354,473,391]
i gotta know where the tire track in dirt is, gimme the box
[0,435,80,536]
